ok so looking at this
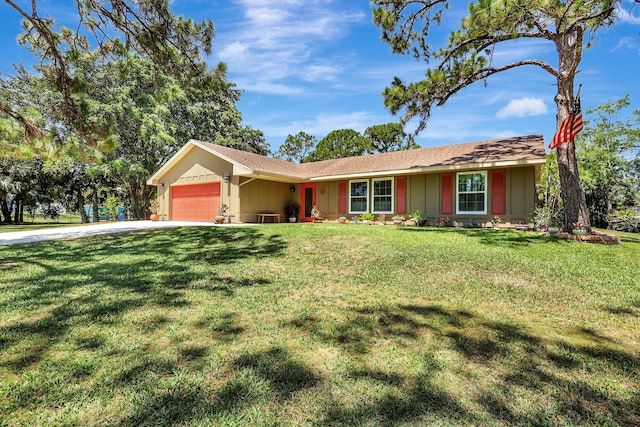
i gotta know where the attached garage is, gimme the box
[170,183,220,222]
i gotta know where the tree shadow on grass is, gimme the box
[289,303,639,425]
[399,226,563,247]
[0,227,284,374]
[117,346,319,426]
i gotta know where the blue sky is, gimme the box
[2,0,640,153]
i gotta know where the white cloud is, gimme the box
[302,64,340,82]
[217,41,251,63]
[214,1,366,91]
[615,36,640,54]
[616,3,640,25]
[261,111,380,138]
[235,80,305,96]
[496,97,548,119]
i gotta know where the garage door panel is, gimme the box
[171,183,220,222]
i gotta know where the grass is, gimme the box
[0,213,82,233]
[0,224,638,426]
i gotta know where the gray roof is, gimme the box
[148,134,546,184]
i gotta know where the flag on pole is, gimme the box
[549,91,583,150]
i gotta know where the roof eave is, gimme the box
[309,158,546,181]
[146,139,253,185]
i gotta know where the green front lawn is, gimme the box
[1,225,638,425]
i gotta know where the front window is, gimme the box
[372,178,394,213]
[457,172,487,214]
[349,180,369,213]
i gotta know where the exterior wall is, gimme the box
[313,165,537,226]
[154,146,239,221]
[506,166,537,223]
[239,178,298,223]
[315,181,339,219]
[153,146,538,226]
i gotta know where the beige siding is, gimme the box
[508,166,536,223]
[407,175,425,216]
[424,174,440,217]
[152,144,538,226]
[154,146,237,221]
[239,179,297,223]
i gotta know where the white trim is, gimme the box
[147,139,253,185]
[456,171,487,215]
[308,159,545,181]
[371,177,395,214]
[348,179,369,214]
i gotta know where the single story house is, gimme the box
[146,134,546,227]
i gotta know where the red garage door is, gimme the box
[170,183,220,222]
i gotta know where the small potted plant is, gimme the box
[409,210,422,226]
[215,204,228,223]
[338,216,347,224]
[311,205,322,222]
[285,202,300,223]
[392,215,405,225]
[438,216,449,227]
[149,199,160,221]
[491,215,502,229]
[572,221,590,236]
[359,212,374,224]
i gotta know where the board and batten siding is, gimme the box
[238,178,298,223]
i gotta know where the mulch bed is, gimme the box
[555,231,621,245]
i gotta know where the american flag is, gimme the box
[549,94,583,150]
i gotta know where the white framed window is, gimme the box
[372,177,394,213]
[456,171,487,214]
[349,179,369,213]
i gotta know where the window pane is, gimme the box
[352,198,368,212]
[350,181,368,212]
[458,193,485,212]
[351,181,367,197]
[374,198,391,212]
[458,173,485,192]
[372,179,393,212]
[374,180,392,196]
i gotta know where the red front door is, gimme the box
[300,183,316,222]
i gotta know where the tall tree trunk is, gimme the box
[18,201,24,223]
[555,30,590,231]
[91,187,100,223]
[77,190,90,223]
[0,194,11,223]
[13,200,21,224]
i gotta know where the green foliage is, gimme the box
[364,122,419,152]
[534,152,564,227]
[607,208,640,233]
[103,195,121,221]
[371,1,625,229]
[308,129,370,161]
[276,132,317,163]
[577,95,640,226]
[372,1,619,131]
[359,212,375,221]
[2,0,215,154]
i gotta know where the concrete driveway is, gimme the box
[0,221,239,245]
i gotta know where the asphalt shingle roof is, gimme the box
[195,134,545,181]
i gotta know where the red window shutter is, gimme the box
[491,170,505,215]
[338,181,347,214]
[441,174,453,215]
[396,176,406,214]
